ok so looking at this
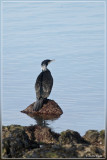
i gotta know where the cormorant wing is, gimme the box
[35,70,53,99]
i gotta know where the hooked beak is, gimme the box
[48,59,55,64]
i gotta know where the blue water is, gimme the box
[1,1,105,135]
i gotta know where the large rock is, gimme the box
[83,130,105,144]
[21,99,63,117]
[83,130,99,143]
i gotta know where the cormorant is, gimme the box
[33,59,54,111]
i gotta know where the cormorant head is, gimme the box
[41,59,54,71]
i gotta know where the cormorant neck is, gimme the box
[41,65,47,72]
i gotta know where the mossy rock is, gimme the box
[2,125,24,139]
[2,125,105,158]
[2,127,39,158]
[22,145,77,158]
[83,130,99,143]
[59,130,88,146]
[100,130,105,138]
[77,145,104,158]
[98,130,105,144]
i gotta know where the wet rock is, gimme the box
[21,99,63,116]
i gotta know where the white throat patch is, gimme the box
[41,65,47,71]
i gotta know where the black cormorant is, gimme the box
[33,59,54,111]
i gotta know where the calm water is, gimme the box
[2,1,105,135]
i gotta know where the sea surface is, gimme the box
[1,1,106,136]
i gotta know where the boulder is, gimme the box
[59,130,89,147]
[83,130,101,143]
[21,99,63,117]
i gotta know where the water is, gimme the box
[1,1,105,136]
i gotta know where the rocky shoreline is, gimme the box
[2,125,105,158]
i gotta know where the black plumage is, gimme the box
[33,59,54,111]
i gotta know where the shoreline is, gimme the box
[2,124,105,158]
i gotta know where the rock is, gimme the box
[77,144,104,158]
[98,130,105,145]
[24,112,61,121]
[82,130,105,158]
[22,145,77,158]
[2,125,24,139]
[2,125,39,158]
[59,130,89,147]
[83,129,105,146]
[21,99,63,116]
[83,130,100,143]
[2,125,105,158]
[25,125,60,144]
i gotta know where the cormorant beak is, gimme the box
[48,59,55,64]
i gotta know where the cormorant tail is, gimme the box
[33,98,44,111]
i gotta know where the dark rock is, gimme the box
[21,99,63,116]
[22,145,77,158]
[82,130,105,158]
[77,144,85,151]
[2,125,39,158]
[59,130,89,147]
[77,144,104,158]
[2,125,105,158]
[2,125,24,139]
